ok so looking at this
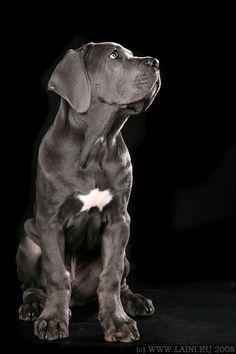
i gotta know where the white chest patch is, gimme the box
[77,188,113,212]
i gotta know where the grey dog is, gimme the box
[16,42,161,342]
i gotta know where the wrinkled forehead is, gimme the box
[91,42,133,57]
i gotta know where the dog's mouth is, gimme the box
[148,77,161,100]
[126,75,161,114]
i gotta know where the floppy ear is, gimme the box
[48,45,91,113]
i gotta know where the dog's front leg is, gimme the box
[97,212,140,343]
[34,219,71,340]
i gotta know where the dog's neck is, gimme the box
[57,99,129,166]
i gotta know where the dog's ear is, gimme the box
[48,45,92,113]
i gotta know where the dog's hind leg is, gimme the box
[16,218,46,321]
[121,256,155,317]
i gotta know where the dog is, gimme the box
[16,42,161,343]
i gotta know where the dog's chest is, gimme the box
[59,141,131,258]
[77,188,113,212]
[73,138,132,192]
[63,188,114,260]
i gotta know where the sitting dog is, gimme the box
[16,42,161,342]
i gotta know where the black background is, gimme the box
[5,4,236,343]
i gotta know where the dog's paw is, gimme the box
[122,293,155,317]
[19,302,43,322]
[99,314,140,343]
[34,317,69,340]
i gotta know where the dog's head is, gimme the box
[48,42,160,114]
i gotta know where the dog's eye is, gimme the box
[109,50,119,59]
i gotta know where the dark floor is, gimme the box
[12,278,236,353]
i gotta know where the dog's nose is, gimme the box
[145,57,159,70]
